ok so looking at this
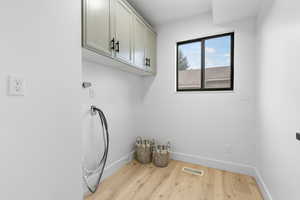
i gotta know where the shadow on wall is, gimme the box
[141,75,156,100]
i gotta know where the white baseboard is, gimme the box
[83,151,134,196]
[102,151,134,180]
[171,151,272,200]
[254,168,273,200]
[171,151,256,176]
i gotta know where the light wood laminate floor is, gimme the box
[85,160,263,200]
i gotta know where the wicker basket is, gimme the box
[152,142,170,168]
[135,137,155,164]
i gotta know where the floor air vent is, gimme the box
[182,167,204,176]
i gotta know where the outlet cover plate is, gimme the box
[8,76,25,96]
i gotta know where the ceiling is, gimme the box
[212,0,263,24]
[127,0,265,27]
[127,0,212,26]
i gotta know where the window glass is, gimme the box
[177,41,201,90]
[205,36,231,88]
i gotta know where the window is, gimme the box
[176,32,234,91]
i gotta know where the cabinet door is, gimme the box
[114,0,133,63]
[83,0,112,56]
[145,29,157,73]
[133,17,146,69]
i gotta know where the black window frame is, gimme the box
[176,32,234,92]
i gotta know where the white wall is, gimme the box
[256,0,300,199]
[141,13,258,167]
[0,0,82,200]
[81,61,143,182]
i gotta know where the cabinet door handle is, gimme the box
[145,58,148,66]
[115,41,120,52]
[110,38,115,50]
[145,58,150,67]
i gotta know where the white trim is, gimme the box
[103,151,134,179]
[171,151,256,176]
[171,151,273,200]
[83,151,134,196]
[254,168,273,200]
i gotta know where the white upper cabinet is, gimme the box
[133,17,146,69]
[82,0,112,56]
[82,0,156,75]
[112,0,133,64]
[145,28,157,74]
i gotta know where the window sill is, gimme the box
[174,90,235,94]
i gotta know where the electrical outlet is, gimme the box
[8,76,25,96]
